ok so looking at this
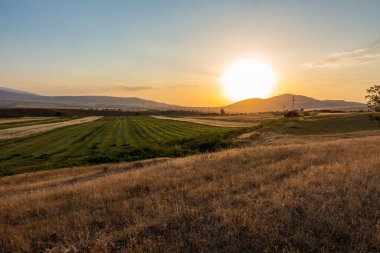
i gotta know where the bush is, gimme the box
[283,111,299,117]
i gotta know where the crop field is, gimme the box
[282,113,380,135]
[0,116,241,176]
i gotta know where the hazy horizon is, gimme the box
[1,0,380,106]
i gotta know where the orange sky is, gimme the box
[1,1,380,106]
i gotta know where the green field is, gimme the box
[0,116,241,176]
[282,113,380,135]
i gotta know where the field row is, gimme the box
[0,116,241,176]
[0,117,74,130]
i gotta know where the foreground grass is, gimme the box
[0,135,379,252]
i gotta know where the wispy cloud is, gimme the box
[117,85,153,91]
[307,48,380,68]
[165,84,198,89]
[117,84,199,91]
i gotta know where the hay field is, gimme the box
[0,116,241,176]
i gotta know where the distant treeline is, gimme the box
[0,108,211,118]
[0,107,367,118]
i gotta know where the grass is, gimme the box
[0,135,379,252]
[282,113,380,135]
[0,116,242,176]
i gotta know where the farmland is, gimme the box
[1,131,379,252]
[0,112,380,252]
[0,116,241,176]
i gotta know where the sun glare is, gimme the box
[221,59,276,101]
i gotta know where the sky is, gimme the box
[1,0,380,106]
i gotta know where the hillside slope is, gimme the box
[224,94,365,113]
[0,135,378,252]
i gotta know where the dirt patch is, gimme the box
[151,115,255,127]
[0,116,103,140]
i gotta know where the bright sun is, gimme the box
[221,59,276,101]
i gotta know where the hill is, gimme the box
[0,88,176,110]
[224,94,366,113]
[0,87,36,95]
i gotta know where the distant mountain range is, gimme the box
[0,88,176,110]
[0,87,366,112]
[0,87,36,95]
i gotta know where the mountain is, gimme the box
[223,94,366,113]
[0,87,36,95]
[0,88,176,109]
[0,87,366,112]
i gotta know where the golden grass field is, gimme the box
[1,130,379,252]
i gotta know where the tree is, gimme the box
[220,108,226,115]
[366,85,380,122]
[366,85,380,112]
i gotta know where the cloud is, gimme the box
[165,84,198,89]
[117,85,152,91]
[307,48,380,68]
[115,84,199,92]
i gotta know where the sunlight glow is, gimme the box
[221,59,276,101]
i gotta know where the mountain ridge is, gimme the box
[0,88,177,109]
[0,87,366,112]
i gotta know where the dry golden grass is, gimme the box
[151,115,255,127]
[0,135,379,252]
[0,158,169,197]
[0,116,102,140]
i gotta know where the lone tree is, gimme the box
[366,84,380,121]
[220,108,226,115]
[366,85,380,111]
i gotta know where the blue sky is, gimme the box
[1,0,380,105]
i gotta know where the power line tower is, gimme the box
[292,96,295,111]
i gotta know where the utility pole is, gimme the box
[292,96,295,111]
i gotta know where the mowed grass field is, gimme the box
[0,116,241,176]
